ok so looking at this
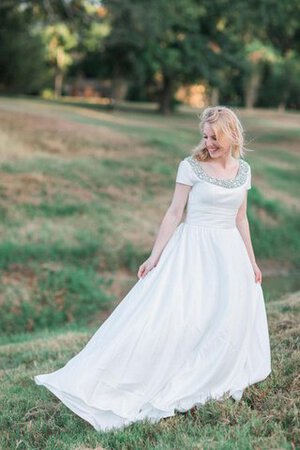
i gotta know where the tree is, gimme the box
[0,0,96,95]
[257,51,300,110]
[42,23,78,97]
[243,41,278,109]
[0,3,48,94]
[101,0,240,114]
[222,0,300,108]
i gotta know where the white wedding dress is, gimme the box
[34,155,272,432]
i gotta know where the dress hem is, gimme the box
[34,368,271,432]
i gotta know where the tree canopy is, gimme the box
[0,0,299,112]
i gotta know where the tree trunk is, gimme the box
[111,64,124,110]
[245,70,261,109]
[54,69,63,98]
[278,89,289,112]
[210,87,220,106]
[158,75,175,115]
[278,101,286,112]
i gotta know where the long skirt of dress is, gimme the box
[34,222,272,431]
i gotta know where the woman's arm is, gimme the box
[138,183,191,279]
[236,193,262,283]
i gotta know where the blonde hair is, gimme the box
[191,106,247,161]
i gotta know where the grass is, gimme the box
[0,97,299,320]
[253,147,300,165]
[247,187,300,267]
[0,265,113,334]
[0,97,299,448]
[263,166,300,197]
[0,291,299,449]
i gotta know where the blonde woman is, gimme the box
[34,106,271,432]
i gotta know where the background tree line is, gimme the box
[0,0,300,114]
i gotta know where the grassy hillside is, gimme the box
[0,97,299,335]
[0,98,299,449]
[0,291,299,449]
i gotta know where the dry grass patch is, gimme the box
[259,258,296,275]
[101,268,138,301]
[252,205,280,227]
[0,331,90,357]
[0,265,38,310]
[0,172,96,207]
[253,174,300,212]
[104,190,171,251]
[240,108,300,127]
[0,108,153,161]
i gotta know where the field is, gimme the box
[0,97,299,449]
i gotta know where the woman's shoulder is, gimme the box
[183,155,194,164]
[179,156,200,176]
[240,158,251,173]
[240,159,252,190]
[240,158,250,167]
[178,156,196,170]
[176,156,198,186]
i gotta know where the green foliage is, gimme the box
[258,51,300,109]
[1,1,300,109]
[0,5,49,94]
[40,22,78,97]
[95,0,300,111]
[42,23,77,71]
[100,0,232,112]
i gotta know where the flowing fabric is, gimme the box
[34,157,272,431]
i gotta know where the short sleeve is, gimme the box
[176,160,195,186]
[246,165,251,190]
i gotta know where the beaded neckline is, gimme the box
[186,156,249,189]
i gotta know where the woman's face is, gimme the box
[203,122,231,159]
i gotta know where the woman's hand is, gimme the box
[137,256,159,279]
[252,262,262,284]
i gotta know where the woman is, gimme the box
[34,106,272,432]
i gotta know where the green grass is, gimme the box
[0,98,299,448]
[0,265,113,335]
[0,240,100,268]
[255,129,300,143]
[247,187,300,266]
[253,147,300,165]
[22,202,88,218]
[0,97,299,327]
[263,166,300,197]
[0,292,299,449]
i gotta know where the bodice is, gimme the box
[182,156,251,229]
